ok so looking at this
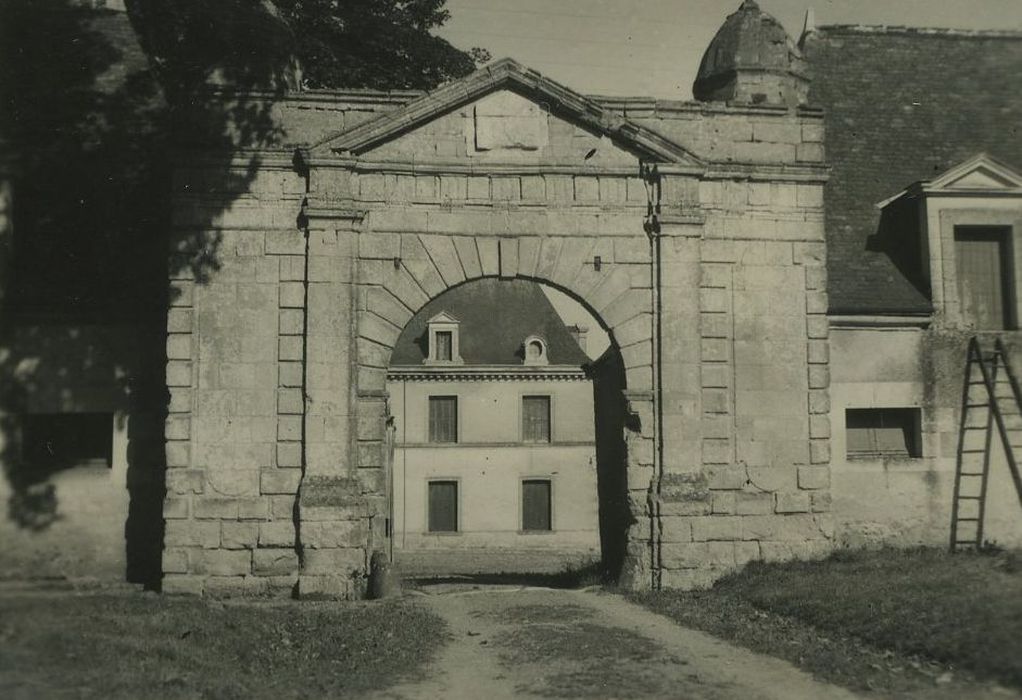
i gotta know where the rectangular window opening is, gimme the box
[435,331,453,361]
[522,479,552,532]
[23,413,114,473]
[522,395,551,443]
[845,408,922,459]
[954,226,1015,330]
[428,480,458,533]
[428,396,458,443]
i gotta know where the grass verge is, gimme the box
[0,592,446,699]
[634,548,1022,697]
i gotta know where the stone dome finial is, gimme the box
[693,0,809,107]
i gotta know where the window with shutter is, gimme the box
[845,408,922,458]
[428,396,458,443]
[428,481,458,533]
[522,479,552,531]
[522,396,551,443]
[954,226,1014,330]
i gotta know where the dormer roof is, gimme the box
[390,279,590,367]
[877,154,1022,209]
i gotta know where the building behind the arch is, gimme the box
[1,1,1021,595]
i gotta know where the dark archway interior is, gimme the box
[589,345,631,582]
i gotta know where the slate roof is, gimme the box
[389,279,590,367]
[800,26,1022,314]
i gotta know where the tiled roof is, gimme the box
[389,278,590,367]
[801,26,1022,314]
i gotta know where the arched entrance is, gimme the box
[381,277,632,581]
[349,234,658,587]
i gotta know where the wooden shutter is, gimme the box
[522,396,551,443]
[845,408,919,458]
[955,227,1012,330]
[522,480,552,531]
[428,481,458,532]
[428,396,458,443]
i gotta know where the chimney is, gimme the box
[567,325,589,353]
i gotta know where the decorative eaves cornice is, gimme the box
[310,58,703,167]
[387,364,589,382]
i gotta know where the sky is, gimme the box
[436,0,1022,100]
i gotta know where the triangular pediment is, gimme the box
[929,154,1022,191]
[310,58,701,166]
[427,311,460,325]
[876,153,1022,209]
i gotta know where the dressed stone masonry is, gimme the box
[163,3,834,596]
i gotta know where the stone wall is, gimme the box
[161,85,835,595]
[162,160,311,596]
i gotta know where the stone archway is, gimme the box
[352,233,657,586]
[283,209,662,595]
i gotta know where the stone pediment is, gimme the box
[310,58,701,167]
[877,153,1022,208]
[928,154,1022,192]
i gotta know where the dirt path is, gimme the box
[370,585,863,700]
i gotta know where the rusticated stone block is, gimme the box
[661,542,735,570]
[811,491,832,513]
[707,466,746,490]
[691,516,742,542]
[660,516,692,543]
[259,521,295,548]
[193,497,239,520]
[298,575,351,600]
[204,576,269,598]
[261,468,302,495]
[809,439,831,464]
[163,497,189,519]
[163,548,189,574]
[276,443,302,468]
[302,548,365,575]
[221,521,259,549]
[798,466,830,490]
[302,520,368,549]
[711,492,736,514]
[238,497,271,521]
[253,549,299,576]
[165,520,220,548]
[735,492,773,515]
[741,514,824,541]
[775,492,811,514]
[193,549,252,576]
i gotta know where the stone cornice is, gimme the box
[387,365,589,382]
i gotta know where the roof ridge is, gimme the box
[811,24,1022,39]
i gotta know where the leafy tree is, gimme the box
[274,0,491,90]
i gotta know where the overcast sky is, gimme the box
[437,0,1022,100]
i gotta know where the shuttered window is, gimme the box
[428,481,458,533]
[846,408,922,458]
[428,396,458,443]
[435,331,453,361]
[955,227,1014,330]
[522,396,551,443]
[522,480,552,531]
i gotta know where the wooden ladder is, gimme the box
[951,337,1022,551]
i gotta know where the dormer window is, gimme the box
[426,312,463,365]
[523,335,548,366]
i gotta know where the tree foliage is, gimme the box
[275,0,490,90]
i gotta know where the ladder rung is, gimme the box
[960,472,984,477]
[957,517,980,522]
[966,403,990,408]
[961,449,986,454]
[957,496,982,500]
